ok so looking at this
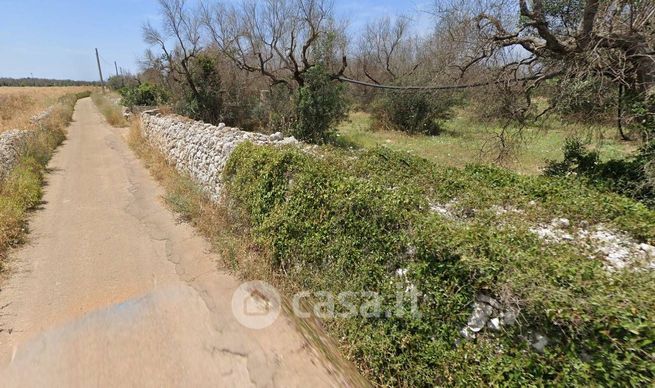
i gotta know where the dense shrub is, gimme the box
[176,54,224,124]
[252,84,296,134]
[291,65,348,143]
[119,82,168,108]
[628,92,655,138]
[545,138,655,208]
[224,142,655,386]
[372,90,453,135]
[107,74,139,91]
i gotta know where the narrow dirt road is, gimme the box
[0,98,353,387]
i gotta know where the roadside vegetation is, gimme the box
[0,91,90,271]
[224,143,655,386]
[91,91,128,127]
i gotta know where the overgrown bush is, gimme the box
[175,54,224,124]
[545,138,655,208]
[254,84,296,134]
[119,82,168,108]
[291,65,348,143]
[107,74,139,91]
[224,142,655,386]
[372,90,453,135]
[628,91,655,138]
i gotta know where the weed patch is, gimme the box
[0,91,88,271]
[91,92,128,127]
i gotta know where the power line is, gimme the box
[336,71,562,91]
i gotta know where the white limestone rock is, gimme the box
[139,112,301,201]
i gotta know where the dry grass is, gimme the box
[128,120,260,276]
[0,86,93,133]
[91,91,128,127]
[1,91,89,271]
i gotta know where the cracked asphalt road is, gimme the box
[0,98,353,387]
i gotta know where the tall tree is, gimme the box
[201,0,348,88]
[143,0,202,104]
[443,0,655,133]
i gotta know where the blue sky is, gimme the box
[0,0,433,81]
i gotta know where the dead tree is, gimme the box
[201,0,347,89]
[446,0,654,132]
[356,16,424,85]
[143,0,202,103]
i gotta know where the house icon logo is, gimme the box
[231,281,281,329]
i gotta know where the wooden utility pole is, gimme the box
[95,48,105,92]
[618,84,629,141]
[114,61,119,78]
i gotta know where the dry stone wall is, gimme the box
[0,130,33,182]
[139,111,297,200]
[0,106,59,182]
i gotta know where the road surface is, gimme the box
[0,98,354,387]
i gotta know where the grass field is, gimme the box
[0,86,92,133]
[337,110,638,174]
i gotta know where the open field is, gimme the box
[337,110,638,175]
[0,86,92,133]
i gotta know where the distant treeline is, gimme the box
[0,78,99,87]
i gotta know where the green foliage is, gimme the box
[372,90,453,135]
[119,82,168,107]
[541,0,585,30]
[544,138,601,175]
[292,65,348,143]
[628,91,655,137]
[177,54,224,124]
[0,156,44,269]
[107,75,139,91]
[546,138,655,208]
[224,142,655,386]
[254,84,296,134]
